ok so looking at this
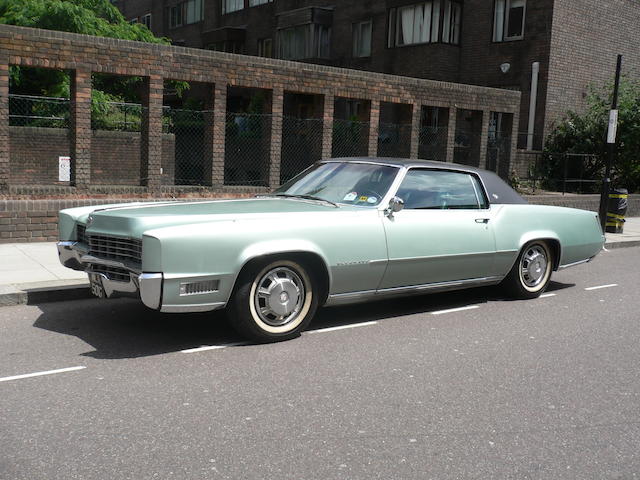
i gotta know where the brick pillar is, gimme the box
[203,85,216,186]
[478,110,491,169]
[368,100,380,157]
[321,93,334,159]
[0,61,9,191]
[269,87,284,189]
[445,107,457,163]
[211,83,227,187]
[140,75,163,190]
[69,70,92,188]
[410,102,421,159]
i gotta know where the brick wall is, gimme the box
[0,24,520,195]
[2,193,637,243]
[525,194,640,217]
[545,0,640,135]
[9,127,176,186]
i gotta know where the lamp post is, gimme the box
[598,54,622,232]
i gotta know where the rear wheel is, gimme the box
[503,240,553,299]
[228,259,318,342]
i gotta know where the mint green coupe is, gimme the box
[57,158,605,342]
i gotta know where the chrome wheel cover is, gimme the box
[253,266,305,327]
[520,245,549,288]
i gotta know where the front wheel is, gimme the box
[503,240,553,299]
[228,259,318,342]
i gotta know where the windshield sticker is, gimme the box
[367,196,377,204]
[358,196,368,202]
[343,192,358,201]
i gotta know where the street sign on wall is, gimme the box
[58,156,70,182]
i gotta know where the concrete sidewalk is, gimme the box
[1,218,639,306]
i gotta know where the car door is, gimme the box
[379,168,497,290]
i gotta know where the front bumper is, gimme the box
[57,241,162,310]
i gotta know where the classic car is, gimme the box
[57,158,605,342]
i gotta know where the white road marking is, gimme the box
[308,321,378,334]
[181,342,246,354]
[0,366,86,383]
[540,293,557,298]
[585,284,618,291]
[431,305,479,315]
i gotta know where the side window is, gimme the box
[396,169,487,210]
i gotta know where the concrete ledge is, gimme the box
[0,281,91,307]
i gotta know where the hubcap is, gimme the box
[253,267,305,327]
[520,245,548,288]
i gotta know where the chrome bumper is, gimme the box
[57,241,163,310]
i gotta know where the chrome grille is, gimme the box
[88,234,142,265]
[76,225,87,244]
[90,264,131,283]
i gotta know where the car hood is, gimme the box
[79,198,362,238]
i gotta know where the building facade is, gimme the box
[116,0,640,151]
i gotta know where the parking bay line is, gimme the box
[0,366,86,383]
[307,321,378,334]
[540,293,557,298]
[431,305,480,315]
[181,342,246,354]
[585,284,618,291]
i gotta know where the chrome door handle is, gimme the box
[475,218,490,224]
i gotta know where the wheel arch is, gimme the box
[512,233,562,272]
[230,248,332,306]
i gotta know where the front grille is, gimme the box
[76,224,87,244]
[88,234,142,265]
[90,264,131,283]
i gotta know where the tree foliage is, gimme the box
[2,0,187,103]
[545,78,640,192]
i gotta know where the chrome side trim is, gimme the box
[160,302,226,313]
[387,251,495,263]
[325,276,504,306]
[377,276,503,294]
[139,273,163,310]
[558,257,592,270]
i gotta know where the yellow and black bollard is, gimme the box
[606,188,628,234]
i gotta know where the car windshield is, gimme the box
[273,162,400,207]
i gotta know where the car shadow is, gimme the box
[33,298,239,360]
[33,280,576,360]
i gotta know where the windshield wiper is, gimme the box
[259,193,339,208]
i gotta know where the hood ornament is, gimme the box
[86,215,94,227]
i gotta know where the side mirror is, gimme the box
[386,196,404,217]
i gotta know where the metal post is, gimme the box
[599,54,622,232]
[562,153,567,195]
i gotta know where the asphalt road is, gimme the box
[1,247,639,480]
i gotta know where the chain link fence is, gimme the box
[417,126,448,162]
[9,94,69,128]
[163,107,208,186]
[486,134,512,179]
[91,101,142,132]
[8,95,522,188]
[516,152,603,194]
[377,123,411,158]
[331,119,369,158]
[225,112,271,186]
[280,117,323,184]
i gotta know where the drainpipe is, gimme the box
[527,62,540,151]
